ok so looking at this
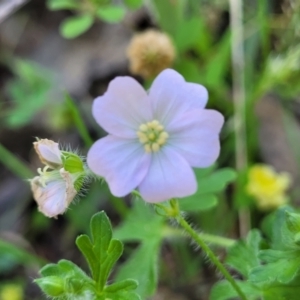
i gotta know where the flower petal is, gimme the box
[167,110,224,168]
[149,69,208,124]
[93,77,152,138]
[87,135,151,197]
[34,139,62,168]
[138,148,197,202]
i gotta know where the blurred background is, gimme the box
[1,0,300,299]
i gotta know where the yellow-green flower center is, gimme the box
[137,120,169,153]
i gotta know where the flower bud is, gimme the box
[31,139,88,218]
[31,169,78,218]
[127,29,176,79]
[34,139,63,168]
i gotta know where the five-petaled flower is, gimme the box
[87,69,224,202]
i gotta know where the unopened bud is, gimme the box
[34,139,63,168]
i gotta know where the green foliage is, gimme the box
[123,0,143,10]
[4,60,52,128]
[47,0,79,10]
[114,200,165,298]
[226,230,263,278]
[35,212,141,299]
[180,167,236,212]
[211,207,300,300]
[60,15,94,39]
[96,5,126,23]
[47,0,128,38]
[0,239,44,275]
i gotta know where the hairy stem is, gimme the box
[176,214,248,300]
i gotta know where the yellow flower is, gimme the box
[246,164,291,210]
[0,284,23,300]
[127,29,176,79]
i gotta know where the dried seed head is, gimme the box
[127,29,176,79]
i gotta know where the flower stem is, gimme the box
[163,226,236,248]
[0,143,34,178]
[176,214,248,300]
[65,93,93,148]
[229,0,250,237]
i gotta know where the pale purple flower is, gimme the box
[87,69,224,203]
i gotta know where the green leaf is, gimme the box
[196,168,237,195]
[226,229,263,277]
[271,206,297,251]
[76,212,123,290]
[116,241,160,298]
[203,30,231,89]
[150,0,185,37]
[105,279,138,292]
[97,5,125,23]
[34,276,65,297]
[91,212,113,260]
[60,15,94,39]
[114,199,164,242]
[5,60,52,128]
[250,250,300,285]
[124,0,143,9]
[262,282,300,300]
[0,239,44,274]
[179,167,236,212]
[76,235,98,279]
[210,280,261,300]
[47,0,79,10]
[36,212,141,299]
[180,194,218,212]
[114,200,164,298]
[174,18,209,53]
[36,259,93,298]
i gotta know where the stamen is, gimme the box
[144,144,152,153]
[137,120,169,153]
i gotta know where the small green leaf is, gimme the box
[99,239,123,288]
[196,168,237,195]
[179,168,236,212]
[34,276,65,297]
[250,250,300,285]
[124,0,143,9]
[226,230,263,277]
[76,235,98,278]
[60,15,94,39]
[97,5,125,23]
[105,279,138,292]
[180,194,218,212]
[210,280,261,300]
[47,0,79,10]
[91,212,112,259]
[286,211,300,235]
